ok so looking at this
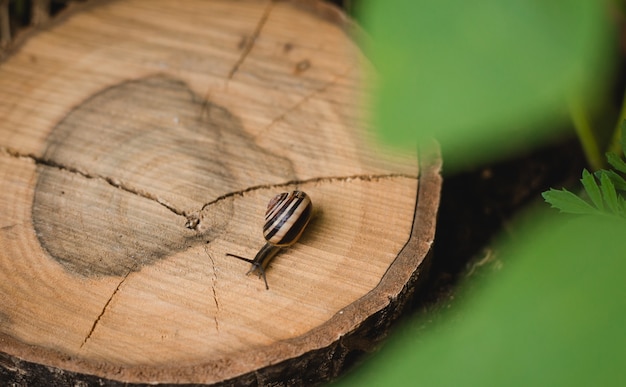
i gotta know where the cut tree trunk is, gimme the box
[0,0,441,385]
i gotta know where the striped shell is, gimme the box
[263,191,312,247]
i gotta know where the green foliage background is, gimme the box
[338,1,625,385]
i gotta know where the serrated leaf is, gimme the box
[581,169,603,210]
[606,152,626,173]
[600,173,619,213]
[542,188,598,215]
[596,169,626,191]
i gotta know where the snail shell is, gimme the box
[264,190,312,246]
[227,190,312,289]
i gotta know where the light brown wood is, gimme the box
[0,0,441,385]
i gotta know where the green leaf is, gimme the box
[596,169,626,192]
[600,172,619,213]
[338,216,626,386]
[362,0,611,170]
[542,188,597,215]
[606,152,626,173]
[581,168,603,210]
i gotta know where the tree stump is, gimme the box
[0,0,441,385]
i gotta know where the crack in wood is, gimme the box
[197,172,416,210]
[1,145,186,217]
[227,0,273,80]
[204,246,220,332]
[3,147,417,235]
[187,172,417,230]
[80,269,133,349]
[197,0,273,143]
[0,223,20,232]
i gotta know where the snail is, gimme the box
[227,190,312,290]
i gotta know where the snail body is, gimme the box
[227,190,312,289]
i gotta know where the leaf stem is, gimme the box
[607,89,626,156]
[569,96,605,170]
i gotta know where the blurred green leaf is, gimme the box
[362,0,611,169]
[338,215,626,386]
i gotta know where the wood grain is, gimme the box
[0,0,440,384]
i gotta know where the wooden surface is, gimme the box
[0,0,441,385]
